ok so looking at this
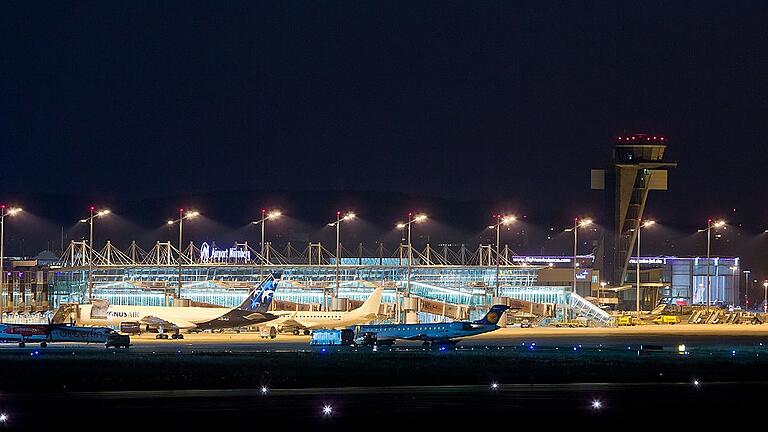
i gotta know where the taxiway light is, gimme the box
[591,400,602,410]
[322,405,333,416]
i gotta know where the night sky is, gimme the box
[1,2,767,280]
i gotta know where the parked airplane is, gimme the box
[54,274,281,339]
[0,322,116,348]
[353,304,510,347]
[263,286,383,335]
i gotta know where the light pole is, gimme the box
[699,219,725,311]
[729,266,738,307]
[80,207,110,302]
[252,209,281,281]
[763,281,767,314]
[397,213,427,299]
[0,206,22,323]
[599,281,607,307]
[328,211,356,308]
[743,270,750,309]
[488,215,516,298]
[565,218,592,320]
[635,219,655,315]
[252,209,282,263]
[167,209,199,300]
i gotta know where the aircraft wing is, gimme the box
[400,333,430,341]
[243,312,275,322]
[275,318,306,332]
[139,316,196,330]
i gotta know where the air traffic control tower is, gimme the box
[591,134,677,287]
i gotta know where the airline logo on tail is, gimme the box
[239,274,281,312]
[474,305,510,325]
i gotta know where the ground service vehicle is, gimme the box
[616,316,642,326]
[310,329,353,346]
[260,326,277,339]
[105,333,131,348]
[652,315,680,325]
[354,331,378,346]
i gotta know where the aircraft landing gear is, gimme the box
[171,332,184,340]
[303,329,311,336]
[18,341,25,348]
[422,341,431,347]
[41,342,48,348]
[156,333,169,340]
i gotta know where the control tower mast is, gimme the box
[591,134,677,286]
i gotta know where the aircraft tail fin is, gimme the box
[356,286,383,316]
[473,305,510,325]
[237,273,281,312]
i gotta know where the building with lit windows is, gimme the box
[2,240,741,323]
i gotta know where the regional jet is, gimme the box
[353,304,510,347]
[262,286,383,334]
[0,322,116,348]
[54,274,281,339]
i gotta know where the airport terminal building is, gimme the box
[1,240,742,323]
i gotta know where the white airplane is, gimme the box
[53,274,280,339]
[263,286,383,335]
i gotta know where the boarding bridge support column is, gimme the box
[403,296,419,324]
[331,297,349,311]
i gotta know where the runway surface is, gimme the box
[0,325,766,427]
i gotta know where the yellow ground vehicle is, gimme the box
[616,316,641,326]
[652,315,680,325]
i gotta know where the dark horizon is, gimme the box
[2,2,768,279]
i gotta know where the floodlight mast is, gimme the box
[80,207,110,302]
[0,206,22,323]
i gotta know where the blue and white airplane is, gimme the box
[353,304,510,346]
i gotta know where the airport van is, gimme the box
[652,315,680,325]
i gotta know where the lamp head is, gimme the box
[8,208,22,215]
[578,218,593,227]
[396,223,406,229]
[167,220,174,225]
[501,215,517,225]
[344,212,356,221]
[642,220,656,228]
[267,210,282,219]
[414,214,427,222]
